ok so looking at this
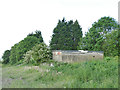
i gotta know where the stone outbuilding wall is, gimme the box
[52,50,103,63]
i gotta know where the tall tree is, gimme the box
[9,30,44,64]
[71,20,82,49]
[9,44,18,64]
[9,36,41,64]
[28,30,43,42]
[77,16,118,52]
[50,18,82,50]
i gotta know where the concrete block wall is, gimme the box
[52,50,103,63]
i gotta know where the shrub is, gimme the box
[2,50,10,64]
[104,57,111,62]
[24,42,52,65]
[9,36,41,64]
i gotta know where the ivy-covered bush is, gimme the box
[24,42,52,65]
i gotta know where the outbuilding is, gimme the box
[52,50,103,63]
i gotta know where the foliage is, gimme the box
[2,50,10,64]
[9,44,18,64]
[104,57,111,62]
[0,61,2,64]
[8,30,44,64]
[50,57,118,88]
[9,36,42,64]
[77,16,119,56]
[103,29,119,56]
[2,16,119,65]
[24,42,52,65]
[50,18,82,50]
[2,57,118,88]
[27,30,43,42]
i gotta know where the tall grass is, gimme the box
[2,56,118,88]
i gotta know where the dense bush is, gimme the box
[1,30,44,65]
[24,42,52,65]
[103,29,118,56]
[9,36,41,64]
[2,50,10,64]
[50,57,118,88]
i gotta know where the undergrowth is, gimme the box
[2,56,118,88]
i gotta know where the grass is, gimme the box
[0,62,2,89]
[2,56,118,88]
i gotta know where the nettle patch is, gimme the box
[24,42,52,65]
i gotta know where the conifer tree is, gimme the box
[50,18,82,50]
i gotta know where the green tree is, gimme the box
[2,50,10,64]
[9,44,18,64]
[103,29,119,56]
[9,35,43,64]
[28,30,43,42]
[78,16,118,52]
[71,20,82,49]
[50,18,82,50]
[9,30,44,64]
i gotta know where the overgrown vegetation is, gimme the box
[2,57,118,88]
[24,42,52,65]
[103,29,119,56]
[77,16,119,56]
[10,36,41,64]
[0,63,1,90]
[2,16,119,65]
[1,16,119,88]
[2,30,44,64]
[2,50,10,64]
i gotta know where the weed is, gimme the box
[2,56,118,88]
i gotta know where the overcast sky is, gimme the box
[0,0,119,59]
